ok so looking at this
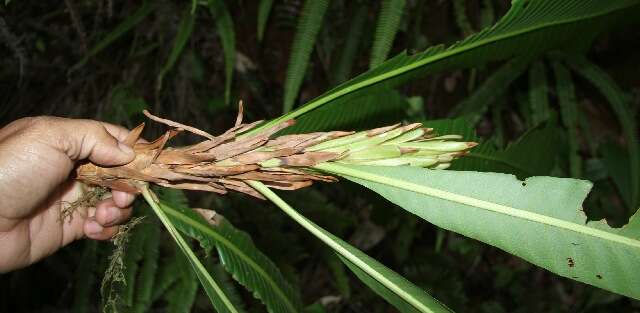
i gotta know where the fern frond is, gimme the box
[283,0,329,113]
[565,55,639,208]
[332,5,367,85]
[551,61,581,178]
[257,0,275,42]
[370,0,406,69]
[453,0,473,36]
[528,61,551,125]
[248,0,639,135]
[165,252,199,313]
[131,218,160,313]
[449,56,529,122]
[160,199,304,312]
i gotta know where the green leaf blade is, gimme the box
[158,194,303,313]
[246,0,639,136]
[282,0,329,113]
[370,0,406,68]
[316,163,640,300]
[248,181,453,313]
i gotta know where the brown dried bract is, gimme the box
[76,106,347,199]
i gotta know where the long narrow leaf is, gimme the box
[283,0,329,113]
[157,191,303,313]
[449,56,529,122]
[248,181,453,313]
[332,5,367,85]
[69,1,154,73]
[208,0,236,104]
[245,0,639,136]
[370,0,406,68]
[141,187,243,313]
[257,0,274,42]
[552,61,581,178]
[315,163,640,300]
[156,6,196,93]
[564,55,639,208]
[528,61,551,125]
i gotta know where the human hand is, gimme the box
[0,116,139,272]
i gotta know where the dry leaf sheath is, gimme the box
[76,106,476,199]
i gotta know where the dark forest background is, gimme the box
[1,1,639,312]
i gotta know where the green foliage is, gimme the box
[156,5,196,94]
[257,0,274,42]
[207,0,236,104]
[449,56,529,122]
[69,1,154,73]
[528,61,551,125]
[283,0,330,113]
[332,5,367,85]
[457,122,564,178]
[142,187,244,313]
[248,181,453,313]
[280,88,408,135]
[552,61,582,178]
[564,55,640,209]
[317,163,640,300]
[370,0,406,69]
[157,189,303,313]
[247,0,639,136]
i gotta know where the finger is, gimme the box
[33,117,136,166]
[84,218,119,240]
[112,190,136,208]
[95,198,132,227]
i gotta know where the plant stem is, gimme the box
[140,186,239,313]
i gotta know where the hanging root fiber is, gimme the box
[76,103,477,199]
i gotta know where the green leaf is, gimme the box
[141,187,244,313]
[456,122,563,178]
[551,61,581,178]
[528,61,551,125]
[257,0,274,42]
[449,56,529,122]
[69,1,154,73]
[315,163,640,300]
[453,0,473,35]
[165,252,199,313]
[208,0,236,104]
[156,6,196,93]
[370,0,406,68]
[280,88,408,135]
[248,181,453,313]
[131,218,160,313]
[72,241,98,313]
[283,0,329,113]
[564,55,639,208]
[332,5,367,85]
[245,0,639,136]
[157,190,303,313]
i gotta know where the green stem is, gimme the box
[247,180,437,313]
[140,186,239,313]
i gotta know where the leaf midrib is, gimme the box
[161,204,299,312]
[242,1,636,137]
[316,163,640,249]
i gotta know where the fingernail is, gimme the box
[117,141,135,157]
[86,219,104,235]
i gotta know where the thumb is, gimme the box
[53,118,136,166]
